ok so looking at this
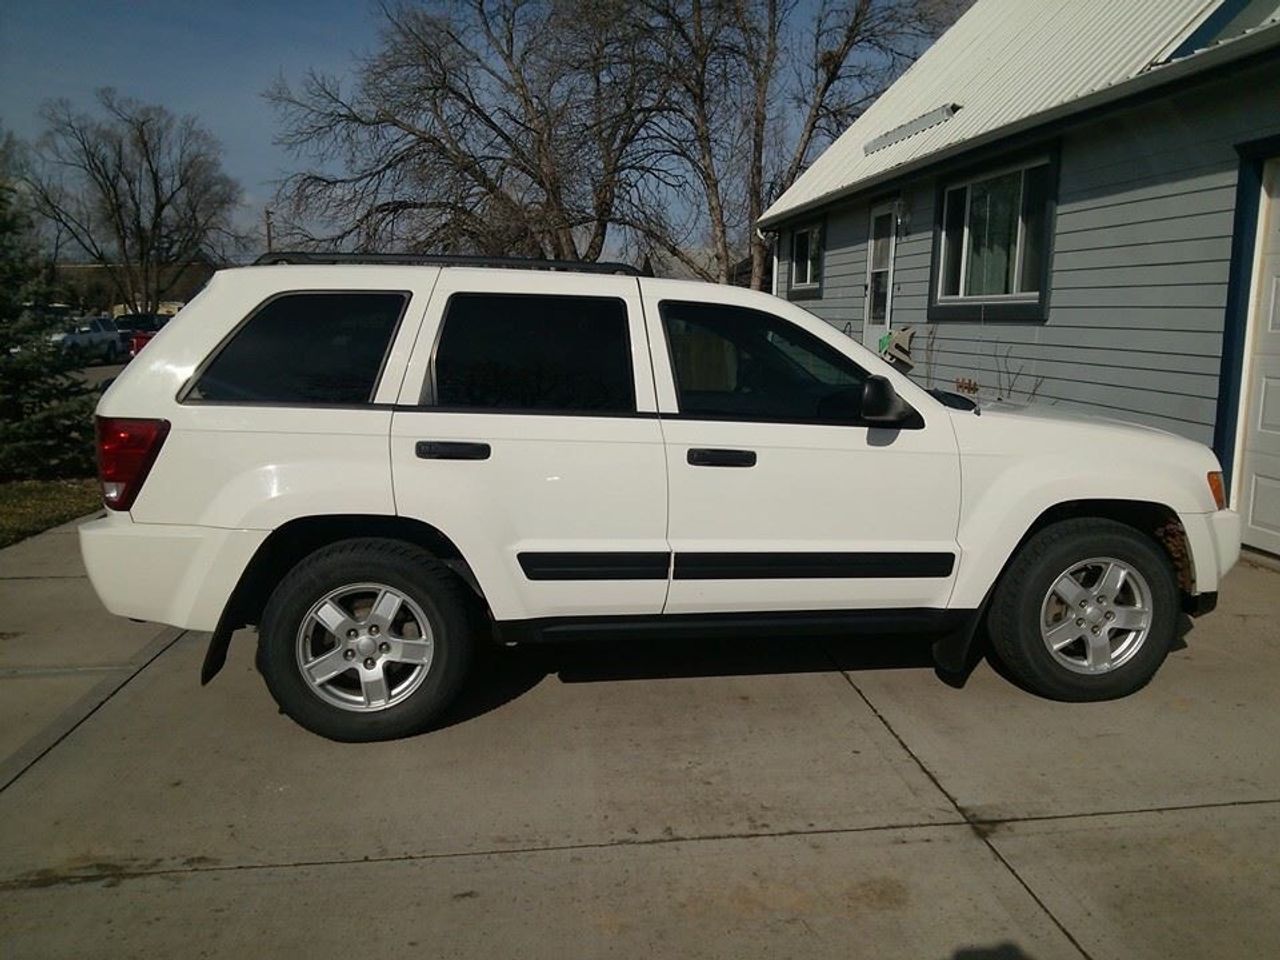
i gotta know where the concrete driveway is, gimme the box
[1,520,1278,959]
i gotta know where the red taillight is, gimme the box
[95,417,170,511]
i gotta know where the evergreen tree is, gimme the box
[0,131,95,481]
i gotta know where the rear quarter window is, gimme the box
[186,292,408,404]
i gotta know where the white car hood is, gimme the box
[974,399,1179,439]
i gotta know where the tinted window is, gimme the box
[432,293,634,413]
[190,292,406,404]
[661,301,868,423]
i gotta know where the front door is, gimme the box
[641,283,961,615]
[862,203,896,353]
[1240,159,1280,554]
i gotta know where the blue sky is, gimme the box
[0,0,382,217]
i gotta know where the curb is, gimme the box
[0,627,188,794]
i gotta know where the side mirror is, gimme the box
[861,375,910,424]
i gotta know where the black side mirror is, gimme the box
[861,375,909,424]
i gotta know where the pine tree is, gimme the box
[0,132,95,481]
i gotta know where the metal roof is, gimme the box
[759,0,1280,229]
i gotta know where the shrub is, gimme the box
[0,142,96,482]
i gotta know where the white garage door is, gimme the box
[1240,159,1280,555]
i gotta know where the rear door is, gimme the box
[861,203,896,352]
[641,282,961,615]
[391,270,670,624]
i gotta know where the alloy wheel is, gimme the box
[295,582,435,712]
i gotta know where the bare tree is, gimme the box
[270,0,964,276]
[636,0,966,287]
[23,89,242,316]
[269,0,664,260]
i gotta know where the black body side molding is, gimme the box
[674,551,955,580]
[517,551,671,581]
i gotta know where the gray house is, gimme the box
[759,0,1280,555]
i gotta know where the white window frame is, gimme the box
[937,157,1050,303]
[791,225,822,289]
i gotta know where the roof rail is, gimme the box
[252,251,641,276]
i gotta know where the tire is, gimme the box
[257,538,475,741]
[986,518,1179,701]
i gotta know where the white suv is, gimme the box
[80,255,1242,741]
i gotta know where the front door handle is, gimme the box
[687,447,756,467]
[415,441,491,460]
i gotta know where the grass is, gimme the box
[0,479,102,548]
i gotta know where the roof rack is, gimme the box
[252,251,641,276]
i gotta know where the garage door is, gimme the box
[1240,159,1280,555]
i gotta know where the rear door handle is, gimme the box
[687,447,756,467]
[415,441,491,461]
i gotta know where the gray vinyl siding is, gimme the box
[780,57,1280,447]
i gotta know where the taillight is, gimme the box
[95,417,171,511]
[1207,471,1226,511]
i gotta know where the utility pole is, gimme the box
[264,207,274,254]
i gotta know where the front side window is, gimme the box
[431,293,635,413]
[188,292,407,404]
[661,300,869,423]
[791,225,822,288]
[938,160,1052,300]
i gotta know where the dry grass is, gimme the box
[0,480,102,548]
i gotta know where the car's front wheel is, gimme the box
[987,518,1179,701]
[257,538,474,741]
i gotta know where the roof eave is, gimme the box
[757,24,1280,231]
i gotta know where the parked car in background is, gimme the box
[50,316,120,363]
[114,313,169,357]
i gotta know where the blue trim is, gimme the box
[1215,134,1280,486]
[1166,0,1254,62]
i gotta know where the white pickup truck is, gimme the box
[80,255,1242,741]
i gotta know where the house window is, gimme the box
[938,161,1052,301]
[791,225,822,289]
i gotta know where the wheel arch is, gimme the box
[1014,499,1193,595]
[201,514,488,684]
[935,497,1193,675]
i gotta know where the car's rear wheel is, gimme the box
[257,538,474,741]
[987,518,1179,701]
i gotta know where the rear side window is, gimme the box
[431,293,635,413]
[188,292,407,404]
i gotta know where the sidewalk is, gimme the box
[0,514,183,788]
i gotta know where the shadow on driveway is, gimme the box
[434,609,1199,734]
[434,631,939,732]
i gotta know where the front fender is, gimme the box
[949,457,1215,610]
